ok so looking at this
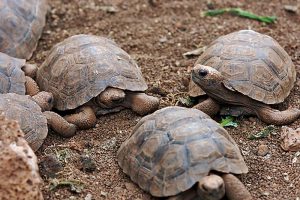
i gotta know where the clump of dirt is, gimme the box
[32,0,300,199]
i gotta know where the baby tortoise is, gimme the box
[118,106,252,200]
[37,34,159,129]
[0,93,76,151]
[0,52,39,96]
[190,30,299,125]
[0,0,48,59]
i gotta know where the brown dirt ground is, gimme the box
[32,0,300,199]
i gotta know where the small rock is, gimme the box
[79,155,96,172]
[100,191,108,197]
[284,5,298,13]
[95,124,99,128]
[262,191,270,196]
[280,126,300,151]
[257,144,269,156]
[159,36,168,43]
[39,154,63,178]
[125,182,136,191]
[84,193,92,200]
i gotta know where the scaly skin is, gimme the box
[192,64,300,125]
[25,76,40,96]
[64,106,97,129]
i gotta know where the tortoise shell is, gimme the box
[0,0,48,59]
[0,52,26,94]
[189,30,296,104]
[0,93,47,152]
[37,34,148,111]
[117,106,248,197]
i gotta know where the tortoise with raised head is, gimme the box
[37,34,160,130]
[0,0,48,59]
[0,52,39,96]
[0,93,76,151]
[190,30,299,125]
[117,106,252,200]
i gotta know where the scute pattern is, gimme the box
[0,0,48,59]
[0,93,48,151]
[37,34,148,110]
[0,52,26,94]
[117,106,248,197]
[189,30,296,104]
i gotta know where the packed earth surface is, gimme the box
[32,0,300,199]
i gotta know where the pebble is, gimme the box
[84,193,92,200]
[39,154,63,178]
[125,182,136,191]
[80,155,97,172]
[257,144,269,156]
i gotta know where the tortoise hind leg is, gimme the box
[222,174,252,200]
[255,105,300,125]
[122,92,160,115]
[43,111,77,137]
[64,106,97,129]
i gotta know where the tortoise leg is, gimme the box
[193,98,220,117]
[64,106,97,129]
[96,87,126,108]
[25,76,40,96]
[197,174,225,200]
[167,188,197,200]
[22,63,38,78]
[222,174,252,200]
[122,92,160,115]
[43,111,77,138]
[255,105,300,125]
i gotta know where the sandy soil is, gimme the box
[31,0,300,199]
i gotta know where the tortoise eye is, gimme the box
[199,69,208,77]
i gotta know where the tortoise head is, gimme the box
[197,174,225,200]
[191,64,225,91]
[32,92,54,111]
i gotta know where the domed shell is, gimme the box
[0,0,48,59]
[0,93,48,151]
[0,52,26,95]
[189,30,296,104]
[117,106,248,197]
[37,34,148,111]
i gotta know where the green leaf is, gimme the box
[50,179,84,193]
[220,116,238,127]
[204,8,276,24]
[176,96,197,107]
[248,125,276,140]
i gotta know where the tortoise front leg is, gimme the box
[43,111,77,137]
[25,76,40,96]
[193,98,220,117]
[122,92,160,115]
[64,106,97,129]
[222,174,252,200]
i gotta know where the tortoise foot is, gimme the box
[124,92,160,115]
[22,63,38,78]
[44,111,77,137]
[64,106,97,129]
